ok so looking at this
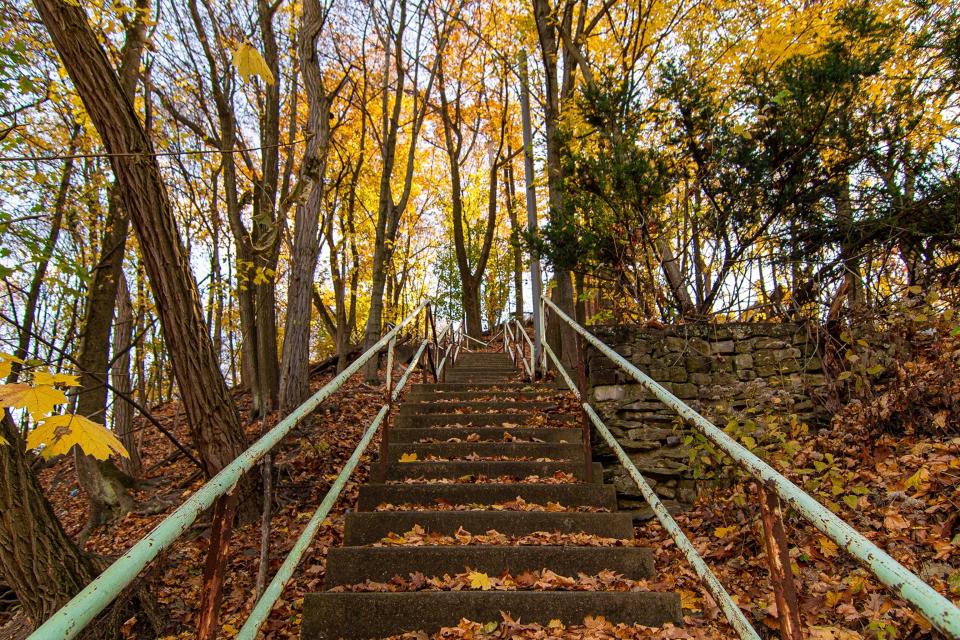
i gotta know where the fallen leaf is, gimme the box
[467,571,492,590]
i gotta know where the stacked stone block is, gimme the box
[585,323,827,518]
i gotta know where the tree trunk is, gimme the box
[69,0,152,528]
[461,282,483,338]
[0,413,147,637]
[112,274,140,475]
[0,412,92,618]
[278,9,332,413]
[34,0,257,520]
[505,158,524,321]
[73,188,136,532]
[532,0,577,368]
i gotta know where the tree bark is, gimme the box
[0,413,154,637]
[278,0,333,414]
[34,0,257,519]
[111,274,140,475]
[0,412,98,625]
[70,0,148,530]
[531,0,578,368]
[504,158,524,321]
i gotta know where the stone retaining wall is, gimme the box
[585,323,828,518]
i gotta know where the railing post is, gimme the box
[379,337,397,483]
[758,484,804,640]
[385,337,395,398]
[197,488,239,640]
[574,331,593,483]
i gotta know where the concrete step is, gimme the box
[387,442,582,462]
[397,401,556,415]
[356,482,618,511]
[410,383,560,392]
[385,460,603,482]
[342,510,635,545]
[404,390,565,403]
[388,426,581,443]
[395,412,576,428]
[302,591,682,638]
[323,545,655,586]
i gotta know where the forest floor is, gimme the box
[2,339,958,640]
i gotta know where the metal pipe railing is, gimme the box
[542,296,960,638]
[30,300,431,640]
[541,339,760,640]
[238,338,429,638]
[512,317,535,380]
[462,332,488,348]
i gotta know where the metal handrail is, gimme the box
[511,317,535,379]
[462,332,488,347]
[30,301,431,640]
[542,296,960,638]
[541,338,760,640]
[238,339,429,638]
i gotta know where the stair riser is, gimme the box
[395,413,576,428]
[385,461,603,483]
[356,483,618,511]
[342,511,635,545]
[388,427,580,443]
[397,401,555,415]
[323,546,655,586]
[404,392,563,403]
[410,383,561,392]
[302,592,683,639]
[387,442,582,461]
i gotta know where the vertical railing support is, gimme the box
[758,485,804,640]
[378,337,396,483]
[385,337,395,398]
[197,488,239,640]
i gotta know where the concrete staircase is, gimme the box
[302,351,681,639]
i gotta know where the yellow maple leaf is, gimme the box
[903,467,930,492]
[0,383,67,419]
[680,589,701,611]
[0,359,10,380]
[818,535,839,558]
[27,414,128,460]
[33,371,81,387]
[713,525,738,538]
[398,452,418,462]
[467,571,492,590]
[0,434,7,446]
[232,42,275,85]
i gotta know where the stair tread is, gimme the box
[387,442,583,461]
[388,426,581,443]
[356,483,617,511]
[302,591,682,639]
[384,460,603,482]
[342,511,634,545]
[323,545,655,586]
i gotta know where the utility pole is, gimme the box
[519,52,543,375]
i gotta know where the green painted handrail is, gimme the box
[543,297,960,638]
[29,301,429,640]
[238,339,429,638]
[542,339,760,640]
